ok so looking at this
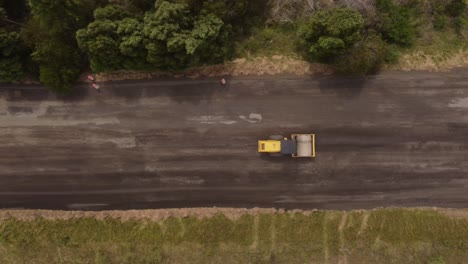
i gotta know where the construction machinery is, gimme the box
[258,134,316,158]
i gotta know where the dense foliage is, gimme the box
[0,30,26,81]
[76,0,265,73]
[76,1,226,72]
[298,8,364,62]
[298,7,391,75]
[0,0,30,81]
[297,0,466,75]
[375,0,417,46]
[25,0,105,93]
[335,34,388,74]
[0,0,466,90]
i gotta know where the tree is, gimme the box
[94,4,133,20]
[185,13,223,55]
[28,0,100,34]
[0,1,33,82]
[0,30,25,81]
[298,8,364,62]
[76,19,123,72]
[77,4,151,72]
[26,0,105,92]
[31,39,81,93]
[117,18,147,69]
[143,0,225,69]
[77,0,226,72]
[376,0,417,46]
[142,0,191,69]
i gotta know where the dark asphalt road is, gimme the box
[1,70,468,210]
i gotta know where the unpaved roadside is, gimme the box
[387,49,468,72]
[0,207,467,222]
[93,56,333,82]
[92,51,468,82]
[0,208,288,222]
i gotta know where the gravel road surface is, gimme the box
[1,70,468,210]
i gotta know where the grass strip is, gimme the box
[1,209,468,263]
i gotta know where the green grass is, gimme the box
[399,29,468,63]
[1,209,468,263]
[235,24,298,58]
[234,19,467,70]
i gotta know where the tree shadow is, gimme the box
[317,74,374,98]
[4,88,51,102]
[110,78,220,105]
[57,86,90,102]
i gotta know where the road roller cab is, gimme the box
[258,134,316,158]
[258,140,282,153]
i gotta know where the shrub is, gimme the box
[0,30,26,81]
[376,0,417,46]
[446,0,467,17]
[336,34,388,75]
[297,8,364,62]
[384,45,400,64]
[434,15,448,31]
[454,16,467,33]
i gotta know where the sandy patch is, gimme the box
[437,208,468,220]
[1,207,467,222]
[0,208,287,222]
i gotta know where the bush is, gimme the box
[446,0,467,17]
[434,15,448,31]
[38,64,80,94]
[297,8,364,62]
[25,0,103,93]
[376,0,417,46]
[31,40,82,94]
[336,34,388,75]
[384,45,400,64]
[454,16,468,33]
[0,30,26,81]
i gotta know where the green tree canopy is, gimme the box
[76,18,123,72]
[376,0,417,46]
[0,30,25,81]
[0,0,32,82]
[78,0,226,72]
[31,38,81,93]
[142,1,224,68]
[26,0,105,93]
[298,8,364,62]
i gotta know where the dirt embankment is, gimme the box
[1,207,467,222]
[0,208,286,222]
[388,50,468,72]
[93,56,333,82]
[93,52,468,82]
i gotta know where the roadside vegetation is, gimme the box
[0,0,467,92]
[1,208,468,263]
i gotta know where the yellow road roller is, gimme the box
[258,134,316,158]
